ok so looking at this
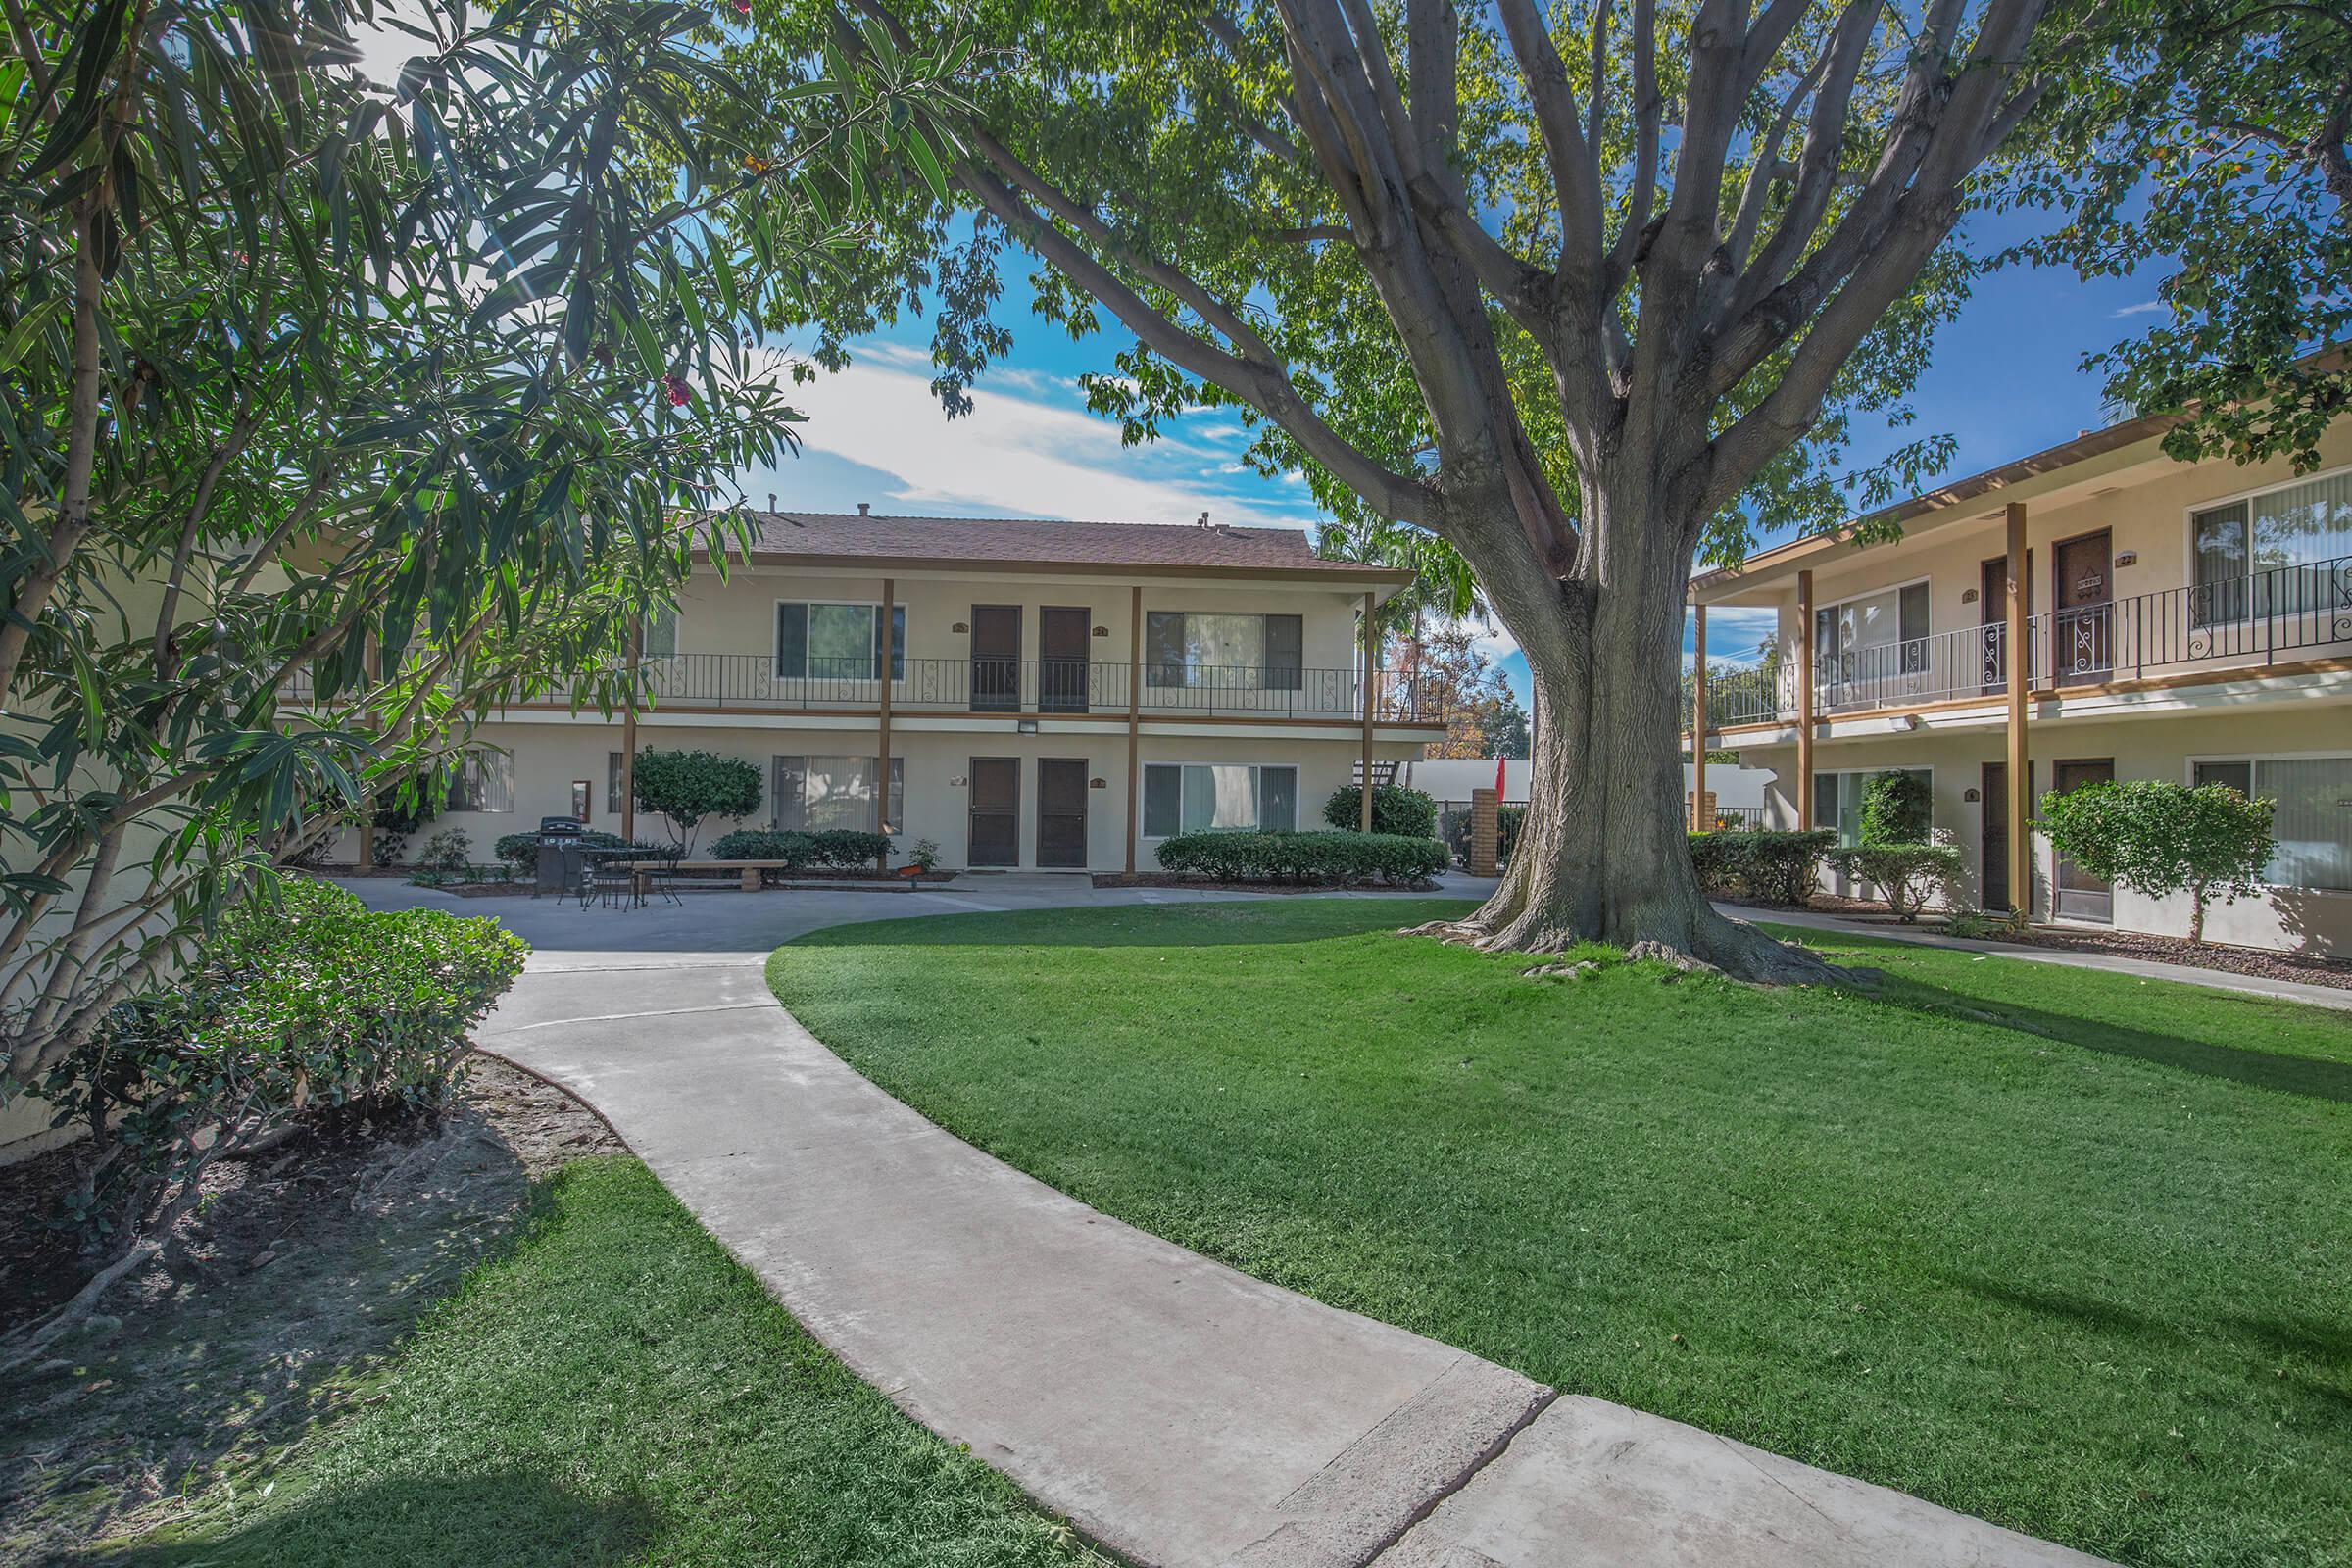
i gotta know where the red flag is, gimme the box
[1494,754,1507,799]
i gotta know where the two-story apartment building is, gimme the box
[394,510,1449,873]
[1688,415,2352,957]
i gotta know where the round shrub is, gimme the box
[1155,829,1447,886]
[1322,783,1439,839]
[630,748,762,851]
[1857,770,1933,845]
[1832,843,1963,922]
[1687,829,1837,905]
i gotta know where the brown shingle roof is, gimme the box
[734,510,1408,582]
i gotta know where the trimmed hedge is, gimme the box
[1322,783,1439,839]
[1155,829,1448,886]
[42,878,528,1250]
[1687,829,1836,906]
[1832,843,1963,922]
[707,827,894,870]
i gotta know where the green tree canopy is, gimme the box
[2035,779,2277,943]
[0,0,963,1086]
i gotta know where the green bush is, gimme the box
[2035,779,2276,943]
[417,827,473,871]
[708,828,894,871]
[40,878,529,1252]
[493,828,667,867]
[1687,829,1837,905]
[1832,843,1963,922]
[1322,783,1439,839]
[1857,771,1934,845]
[1155,829,1448,885]
[630,748,763,852]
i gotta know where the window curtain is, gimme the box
[2258,757,2352,892]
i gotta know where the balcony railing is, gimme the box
[1684,552,2352,733]
[286,653,1462,725]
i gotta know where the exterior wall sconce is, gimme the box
[1016,718,1040,734]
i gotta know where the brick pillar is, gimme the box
[1469,787,1499,877]
[1686,789,1717,831]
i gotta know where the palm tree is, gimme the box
[1316,518,1492,721]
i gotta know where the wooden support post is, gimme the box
[1794,570,1815,829]
[2005,501,2032,917]
[357,635,381,869]
[1125,585,1142,875]
[620,615,641,845]
[1359,591,1377,832]
[876,576,894,854]
[1690,601,1708,831]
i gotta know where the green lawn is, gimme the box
[110,1158,1095,1568]
[768,900,2352,1568]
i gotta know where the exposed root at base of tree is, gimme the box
[1398,914,1860,988]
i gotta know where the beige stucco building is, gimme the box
[371,511,1447,873]
[1690,416,2352,957]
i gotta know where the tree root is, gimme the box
[1401,908,1862,987]
[0,1237,158,1376]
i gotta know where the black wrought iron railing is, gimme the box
[1682,552,2352,733]
[287,653,1465,724]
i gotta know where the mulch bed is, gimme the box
[1738,895,2352,993]
[0,1057,622,1560]
[1092,873,1443,894]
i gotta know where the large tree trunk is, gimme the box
[1416,469,1846,986]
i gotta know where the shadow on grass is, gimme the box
[786,897,1478,953]
[1863,974,2352,1102]
[107,1471,659,1567]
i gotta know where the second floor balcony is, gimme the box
[287,654,1463,727]
[1687,551,2352,734]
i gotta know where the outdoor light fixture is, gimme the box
[1016,718,1040,734]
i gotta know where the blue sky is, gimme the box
[745,205,2172,715]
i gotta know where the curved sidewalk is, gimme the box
[372,875,2123,1568]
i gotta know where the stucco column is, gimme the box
[1794,570,1815,830]
[2005,502,2031,915]
[1690,601,1707,831]
[1359,591,1377,832]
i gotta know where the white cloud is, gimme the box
[758,351,1322,530]
[2111,300,2168,318]
[1690,605,1781,665]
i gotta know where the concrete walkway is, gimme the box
[347,875,2116,1568]
[1735,901,2352,1012]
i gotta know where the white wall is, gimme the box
[1403,757,1770,809]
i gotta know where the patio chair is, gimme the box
[642,844,686,907]
[580,853,640,911]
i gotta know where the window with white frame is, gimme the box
[607,751,625,813]
[641,605,679,660]
[1141,763,1298,836]
[2191,755,2352,892]
[1809,767,1931,848]
[772,755,905,833]
[446,749,514,813]
[1814,582,1931,690]
[774,602,906,681]
[2189,466,2352,623]
[1143,612,1303,690]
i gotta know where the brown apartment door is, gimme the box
[1040,606,1091,713]
[968,757,1019,866]
[2051,759,2116,922]
[2051,529,2113,686]
[1979,551,2032,694]
[971,605,1021,712]
[1981,760,2034,913]
[1037,759,1089,868]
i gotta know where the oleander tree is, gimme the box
[0,0,966,1089]
[2014,0,2350,468]
[748,0,2127,979]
